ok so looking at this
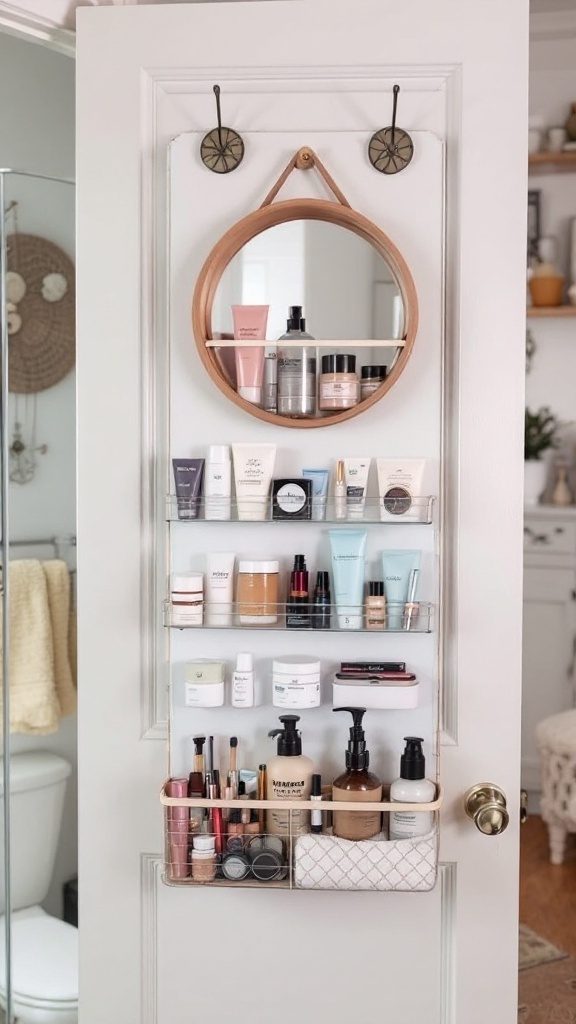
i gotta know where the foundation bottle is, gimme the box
[332,707,383,840]
[319,354,359,412]
[266,714,313,836]
[365,581,386,630]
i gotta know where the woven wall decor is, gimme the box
[6,233,75,394]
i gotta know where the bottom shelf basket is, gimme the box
[161,788,441,892]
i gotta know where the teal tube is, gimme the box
[329,529,367,630]
[381,550,421,629]
[302,468,329,521]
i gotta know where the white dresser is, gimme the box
[523,505,576,797]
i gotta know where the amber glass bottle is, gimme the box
[332,707,382,840]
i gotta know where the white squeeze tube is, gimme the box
[205,552,235,626]
[232,443,276,521]
[329,529,367,630]
[204,444,231,520]
[343,457,371,519]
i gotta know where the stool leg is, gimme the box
[548,822,567,865]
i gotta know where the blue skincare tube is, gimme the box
[329,529,367,630]
[302,469,329,521]
[381,550,421,629]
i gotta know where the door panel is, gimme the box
[76,3,529,1022]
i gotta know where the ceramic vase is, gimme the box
[524,460,548,506]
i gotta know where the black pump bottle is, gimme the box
[332,707,383,840]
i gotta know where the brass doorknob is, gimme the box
[464,784,509,836]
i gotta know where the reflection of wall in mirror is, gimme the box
[212,221,305,340]
[304,221,372,340]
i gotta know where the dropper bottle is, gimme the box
[332,707,383,840]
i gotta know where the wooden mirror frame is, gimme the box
[192,197,418,429]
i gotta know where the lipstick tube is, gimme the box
[166,778,190,879]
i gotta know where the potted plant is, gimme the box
[524,406,561,504]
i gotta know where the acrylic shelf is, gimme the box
[166,494,435,524]
[163,600,433,633]
[161,788,442,890]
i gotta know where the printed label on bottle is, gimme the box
[332,809,382,841]
[389,810,433,840]
[268,778,310,835]
[320,380,358,400]
[276,483,307,513]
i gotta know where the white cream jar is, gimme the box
[272,656,321,709]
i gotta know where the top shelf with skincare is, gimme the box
[171,450,434,523]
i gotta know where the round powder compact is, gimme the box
[249,848,286,883]
[221,853,250,882]
[245,834,285,857]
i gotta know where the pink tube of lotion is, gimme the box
[232,305,269,407]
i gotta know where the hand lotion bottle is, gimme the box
[389,737,435,839]
[332,707,382,840]
[267,714,313,836]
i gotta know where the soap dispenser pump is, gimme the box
[267,714,314,836]
[332,707,383,840]
[389,737,435,839]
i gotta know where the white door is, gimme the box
[75,3,528,1023]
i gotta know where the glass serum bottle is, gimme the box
[277,305,317,418]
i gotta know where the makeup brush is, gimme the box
[228,736,239,798]
[257,763,267,832]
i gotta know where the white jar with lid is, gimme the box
[272,656,321,708]
[171,573,203,626]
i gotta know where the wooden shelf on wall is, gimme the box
[528,151,576,174]
[527,305,576,318]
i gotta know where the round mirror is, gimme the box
[192,198,418,428]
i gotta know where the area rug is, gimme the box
[519,924,570,971]
[519,926,576,1023]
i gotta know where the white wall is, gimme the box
[0,30,76,919]
[527,20,576,494]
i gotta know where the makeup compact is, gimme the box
[248,848,287,882]
[221,853,251,881]
[272,478,312,520]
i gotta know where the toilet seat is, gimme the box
[0,906,78,1023]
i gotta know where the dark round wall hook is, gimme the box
[368,83,414,175]
[200,84,245,175]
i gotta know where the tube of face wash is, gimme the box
[302,469,329,521]
[206,552,235,626]
[232,443,277,521]
[232,305,269,407]
[343,458,371,519]
[329,529,367,630]
[381,550,421,630]
[172,458,205,520]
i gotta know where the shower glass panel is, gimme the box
[1,168,76,1024]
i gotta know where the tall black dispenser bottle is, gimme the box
[332,707,383,840]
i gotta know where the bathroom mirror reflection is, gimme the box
[212,219,405,342]
[193,198,418,428]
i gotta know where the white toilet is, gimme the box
[0,751,78,1023]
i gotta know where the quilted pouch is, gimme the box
[294,828,438,891]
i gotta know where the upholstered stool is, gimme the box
[535,708,576,865]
